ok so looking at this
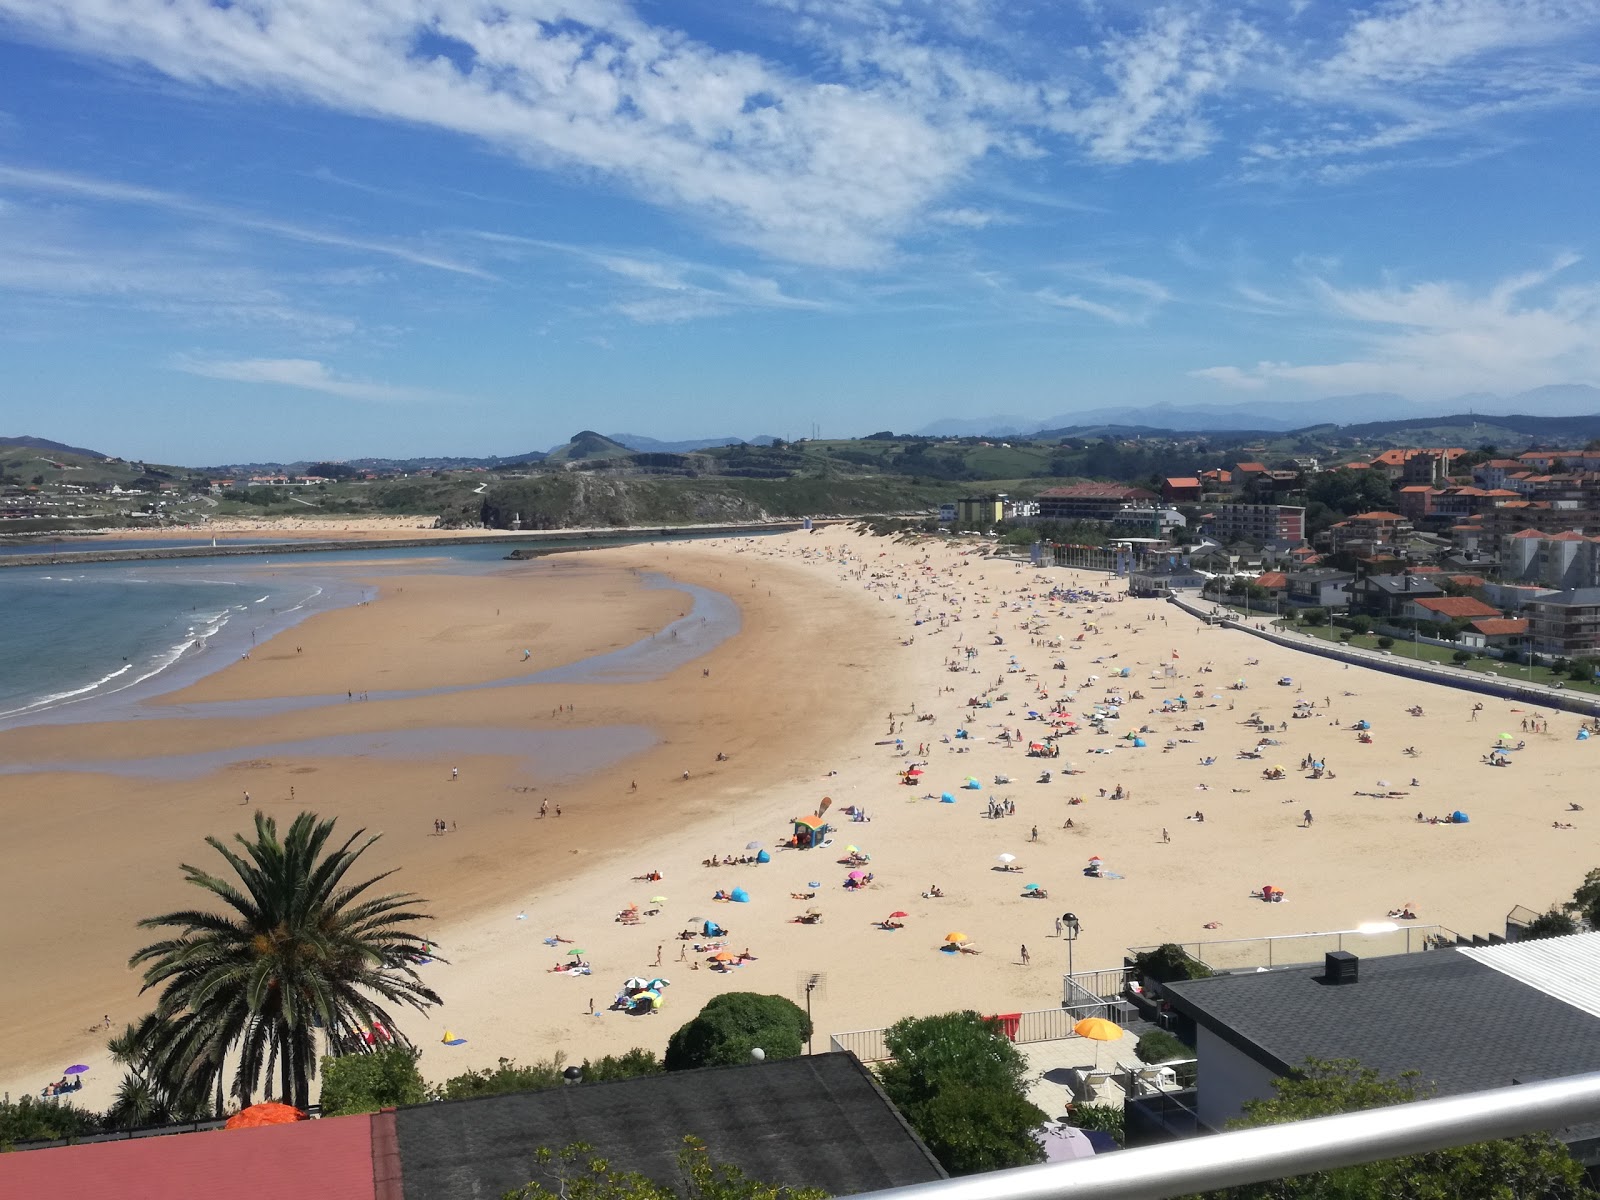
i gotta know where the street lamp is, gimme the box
[1062,912,1081,981]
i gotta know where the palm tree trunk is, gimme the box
[281,1043,293,1107]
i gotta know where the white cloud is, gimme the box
[1036,287,1140,325]
[172,356,428,402]
[0,164,492,278]
[1190,256,1600,396]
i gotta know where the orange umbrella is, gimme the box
[1074,1017,1122,1041]
[225,1102,307,1130]
[710,950,735,961]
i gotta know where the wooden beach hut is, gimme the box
[792,814,829,850]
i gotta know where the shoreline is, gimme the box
[6,528,1596,1115]
[0,519,834,568]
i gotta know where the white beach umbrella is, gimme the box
[997,853,1017,864]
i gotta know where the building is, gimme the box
[1460,616,1530,651]
[1162,476,1203,503]
[1404,595,1502,624]
[1206,504,1306,550]
[1282,568,1353,610]
[1128,564,1207,596]
[954,494,1006,525]
[1323,511,1413,556]
[0,1054,945,1200]
[1161,934,1600,1172]
[1504,529,1600,591]
[1348,573,1444,619]
[936,502,957,523]
[1367,447,1468,483]
[1036,483,1159,524]
[1525,588,1600,656]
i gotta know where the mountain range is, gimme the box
[916,385,1600,437]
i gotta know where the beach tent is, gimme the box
[730,887,750,903]
[1449,811,1470,824]
[1132,738,1147,748]
[963,778,983,790]
[755,849,771,863]
[793,814,829,849]
[940,792,957,803]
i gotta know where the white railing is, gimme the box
[1128,924,1453,972]
[847,1071,1600,1200]
[829,1003,1118,1064]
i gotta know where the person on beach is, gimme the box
[1020,944,1030,965]
[452,767,458,781]
[1302,809,1313,828]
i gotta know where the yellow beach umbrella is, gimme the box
[650,896,668,905]
[945,931,968,943]
[1074,1017,1122,1041]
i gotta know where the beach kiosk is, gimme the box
[793,813,829,850]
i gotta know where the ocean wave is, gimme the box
[0,662,134,720]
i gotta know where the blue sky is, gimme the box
[2,0,1599,462]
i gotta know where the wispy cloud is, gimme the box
[172,355,430,402]
[0,164,493,279]
[1190,255,1600,396]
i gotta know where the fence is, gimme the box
[1061,967,1129,1008]
[1168,592,1600,717]
[829,1002,1116,1064]
[1128,924,1451,972]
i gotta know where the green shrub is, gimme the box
[1131,944,1213,985]
[1376,636,1395,649]
[1067,1102,1125,1146]
[665,993,810,1070]
[1344,615,1372,636]
[319,1046,426,1116]
[1136,1029,1193,1065]
[1453,650,1473,664]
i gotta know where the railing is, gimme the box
[846,1071,1600,1200]
[1129,924,1450,972]
[1061,967,1129,1007]
[830,1003,1117,1064]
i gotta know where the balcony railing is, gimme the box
[847,1071,1600,1200]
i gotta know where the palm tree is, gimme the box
[130,811,441,1110]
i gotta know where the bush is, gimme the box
[1067,1102,1125,1146]
[1344,615,1372,636]
[665,993,811,1070]
[1136,1029,1193,1065]
[319,1046,426,1116]
[1339,631,1354,642]
[581,1049,663,1082]
[1376,636,1395,650]
[1132,943,1214,986]
[0,1095,102,1149]
[1522,909,1580,941]
[1301,608,1328,627]
[1570,663,1592,682]
[433,1056,567,1101]
[1453,650,1473,664]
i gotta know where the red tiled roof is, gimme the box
[1235,462,1267,472]
[1449,575,1487,588]
[1351,511,1405,521]
[1411,596,1501,619]
[1037,483,1157,500]
[1470,618,1529,637]
[1255,572,1288,589]
[1398,485,1433,493]
[0,1112,380,1200]
[1165,477,1201,488]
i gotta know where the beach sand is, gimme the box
[3,528,1595,1112]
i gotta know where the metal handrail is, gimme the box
[849,1071,1600,1200]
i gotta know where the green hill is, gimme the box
[544,430,636,464]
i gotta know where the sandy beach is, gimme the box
[3,527,1596,1111]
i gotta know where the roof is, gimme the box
[1528,588,1600,608]
[1370,447,1468,466]
[394,1054,945,1200]
[1235,462,1267,472]
[1460,933,1600,1021]
[1358,575,1444,595]
[1350,511,1405,521]
[1469,617,1529,636]
[1411,596,1501,618]
[0,1110,379,1200]
[1254,572,1287,589]
[1165,477,1202,488]
[1163,944,1600,1100]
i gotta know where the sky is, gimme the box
[2,0,1600,463]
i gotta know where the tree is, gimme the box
[665,993,810,1070]
[129,811,441,1112]
[1343,615,1372,637]
[319,1045,427,1116]
[1566,868,1600,928]
[1452,650,1473,664]
[505,1137,825,1200]
[1191,1059,1594,1200]
[1523,909,1580,941]
[104,1014,212,1129]
[1301,608,1329,627]
[876,1011,1047,1175]
[1376,636,1395,650]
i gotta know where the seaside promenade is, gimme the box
[2,526,1595,1111]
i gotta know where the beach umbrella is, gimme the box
[63,1065,89,1075]
[905,767,924,776]
[226,1102,306,1130]
[889,911,909,918]
[711,950,735,961]
[848,870,865,880]
[945,931,969,943]
[685,915,706,925]
[808,882,822,889]
[624,976,650,990]
[1023,883,1040,891]
[1074,1017,1123,1041]
[846,845,860,855]
[650,978,670,988]
[746,841,762,850]
[997,853,1017,864]
[566,947,586,956]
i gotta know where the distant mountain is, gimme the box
[1318,412,1600,442]
[544,430,636,463]
[608,433,779,453]
[914,385,1600,438]
[0,434,107,458]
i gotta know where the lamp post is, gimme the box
[1062,912,1081,982]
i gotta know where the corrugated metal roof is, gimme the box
[1460,932,1600,1020]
